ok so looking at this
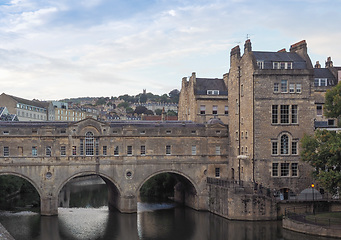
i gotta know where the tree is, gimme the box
[169,89,180,103]
[134,106,148,115]
[155,109,163,115]
[301,130,341,195]
[324,81,341,125]
[117,102,130,109]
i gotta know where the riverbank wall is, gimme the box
[207,180,277,221]
[0,223,14,240]
[283,217,341,238]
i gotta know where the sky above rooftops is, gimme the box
[0,0,340,100]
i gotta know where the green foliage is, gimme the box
[155,109,163,115]
[95,97,107,106]
[134,106,148,115]
[301,130,341,195]
[324,81,341,119]
[117,102,130,109]
[140,173,177,200]
[167,110,177,116]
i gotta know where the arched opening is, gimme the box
[57,173,120,211]
[0,174,40,211]
[138,171,198,209]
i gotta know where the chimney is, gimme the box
[325,57,333,68]
[289,40,313,69]
[244,39,252,53]
[314,61,321,68]
[230,45,241,68]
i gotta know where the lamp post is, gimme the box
[311,183,315,215]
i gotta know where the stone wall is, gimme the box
[207,181,277,220]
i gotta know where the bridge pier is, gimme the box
[108,194,137,213]
[40,197,58,216]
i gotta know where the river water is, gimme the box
[0,179,336,240]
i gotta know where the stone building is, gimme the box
[179,39,340,199]
[178,72,229,124]
[0,93,51,121]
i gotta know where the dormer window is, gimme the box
[207,90,219,95]
[257,61,264,69]
[273,62,292,69]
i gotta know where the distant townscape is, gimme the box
[0,89,179,122]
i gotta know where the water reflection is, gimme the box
[0,178,338,240]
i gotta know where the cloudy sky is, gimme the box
[0,0,340,100]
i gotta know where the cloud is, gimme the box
[0,0,340,99]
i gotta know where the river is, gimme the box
[0,178,336,240]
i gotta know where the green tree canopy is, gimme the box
[324,81,341,120]
[301,130,341,195]
[134,106,148,115]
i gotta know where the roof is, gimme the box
[195,78,228,95]
[314,68,336,79]
[3,93,49,108]
[252,51,307,69]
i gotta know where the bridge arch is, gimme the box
[137,169,199,195]
[137,169,201,209]
[0,171,43,198]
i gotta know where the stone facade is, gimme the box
[0,118,228,215]
[179,39,340,199]
[178,72,229,124]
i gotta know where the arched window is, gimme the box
[85,132,94,156]
[280,134,289,155]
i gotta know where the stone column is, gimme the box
[40,196,58,216]
[116,194,137,213]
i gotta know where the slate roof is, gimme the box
[314,68,337,86]
[252,51,307,69]
[195,78,228,95]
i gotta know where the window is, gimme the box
[215,146,221,155]
[328,119,335,126]
[241,147,244,154]
[291,105,298,124]
[191,145,197,155]
[292,163,298,177]
[212,105,218,115]
[114,146,119,156]
[207,90,219,95]
[235,131,239,141]
[32,146,37,156]
[274,83,279,92]
[141,145,146,156]
[3,146,9,157]
[241,84,244,96]
[272,105,278,124]
[200,105,206,115]
[224,106,229,115]
[316,105,323,116]
[95,139,99,156]
[280,62,285,69]
[245,132,248,139]
[281,80,288,92]
[127,146,133,156]
[272,163,279,177]
[257,61,264,69]
[60,146,66,156]
[289,84,295,93]
[314,78,328,87]
[273,62,279,69]
[292,141,297,155]
[280,105,289,124]
[166,145,171,155]
[296,84,301,93]
[281,163,289,176]
[3,130,9,135]
[287,62,292,69]
[166,130,171,134]
[103,146,107,156]
[215,168,220,178]
[272,142,278,155]
[80,139,84,155]
[72,146,77,156]
[46,146,51,157]
[280,135,289,155]
[85,132,94,156]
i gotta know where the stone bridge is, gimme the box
[0,118,228,215]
